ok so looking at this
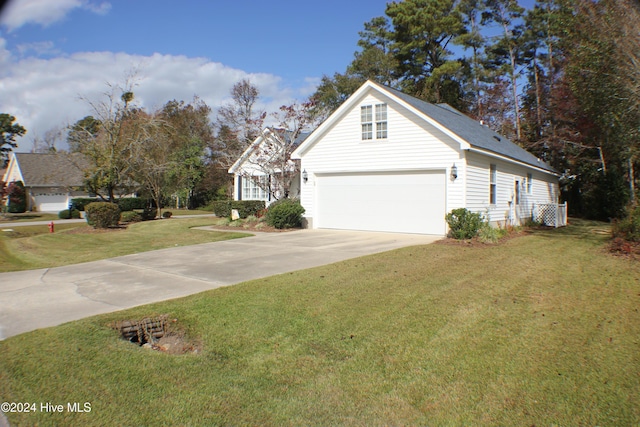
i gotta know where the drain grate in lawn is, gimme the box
[110,315,201,355]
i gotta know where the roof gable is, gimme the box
[292,80,556,174]
[11,152,89,187]
[229,128,311,174]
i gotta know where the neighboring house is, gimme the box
[290,80,562,235]
[2,152,91,212]
[229,127,311,205]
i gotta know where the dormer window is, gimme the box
[361,103,387,140]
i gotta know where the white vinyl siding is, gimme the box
[464,150,559,225]
[299,91,463,223]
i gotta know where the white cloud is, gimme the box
[16,40,58,56]
[0,42,307,151]
[0,0,110,31]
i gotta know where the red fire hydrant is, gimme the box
[48,221,54,233]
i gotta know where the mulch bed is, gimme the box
[206,224,301,233]
[609,237,640,259]
[435,229,532,247]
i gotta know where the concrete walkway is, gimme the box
[0,229,441,340]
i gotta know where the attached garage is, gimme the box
[315,170,446,235]
[33,192,70,212]
[2,152,91,213]
[291,80,561,236]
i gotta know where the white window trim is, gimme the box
[361,103,388,140]
[242,175,268,200]
[375,103,387,139]
[361,105,373,140]
[490,164,497,205]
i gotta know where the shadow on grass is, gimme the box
[531,217,611,244]
[0,213,53,221]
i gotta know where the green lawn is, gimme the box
[0,212,59,223]
[0,218,247,272]
[1,220,638,426]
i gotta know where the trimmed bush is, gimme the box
[162,211,173,218]
[120,211,143,223]
[58,209,80,219]
[212,200,266,219]
[117,197,147,212]
[141,207,157,220]
[7,181,26,213]
[445,208,484,239]
[265,198,305,229]
[211,201,231,217]
[70,198,98,212]
[85,202,120,228]
[234,200,265,218]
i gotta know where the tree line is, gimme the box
[311,0,639,220]
[2,0,638,219]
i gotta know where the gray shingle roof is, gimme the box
[377,82,557,173]
[14,152,89,187]
[271,128,312,147]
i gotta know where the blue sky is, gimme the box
[0,0,533,151]
[0,0,391,150]
[3,1,391,82]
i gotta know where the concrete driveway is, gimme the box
[0,229,441,340]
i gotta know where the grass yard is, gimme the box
[163,209,215,216]
[0,218,248,272]
[1,220,639,426]
[0,212,59,223]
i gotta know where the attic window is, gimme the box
[362,104,388,140]
[375,103,387,139]
[361,106,373,140]
[493,135,501,142]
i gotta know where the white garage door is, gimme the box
[35,194,69,212]
[316,170,446,235]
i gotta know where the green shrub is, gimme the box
[70,198,98,212]
[265,198,305,229]
[211,201,231,217]
[445,208,484,239]
[85,202,120,228]
[117,197,147,212]
[211,200,266,219]
[234,200,265,218]
[120,211,142,223]
[478,222,507,244]
[7,181,26,213]
[162,211,172,218]
[141,207,157,220]
[612,204,640,242]
[58,209,80,219]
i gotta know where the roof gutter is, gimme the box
[466,147,560,176]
